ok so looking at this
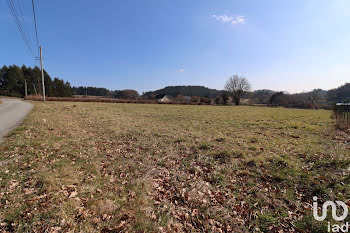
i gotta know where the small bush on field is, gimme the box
[199,141,211,150]
[246,160,256,167]
[271,173,286,183]
[211,173,225,185]
[232,150,244,158]
[215,137,226,142]
[213,151,231,163]
[248,145,257,151]
[258,213,278,232]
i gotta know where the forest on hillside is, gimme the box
[0,65,73,97]
[143,85,223,98]
[73,85,223,99]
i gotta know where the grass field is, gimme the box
[0,102,349,232]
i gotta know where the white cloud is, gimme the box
[231,16,245,25]
[179,69,185,73]
[212,14,232,23]
[212,14,245,25]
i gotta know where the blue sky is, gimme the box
[1,0,349,93]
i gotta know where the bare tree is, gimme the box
[225,75,251,105]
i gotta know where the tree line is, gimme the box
[0,65,73,97]
[222,75,350,109]
[251,83,350,108]
[1,65,348,108]
[72,86,140,99]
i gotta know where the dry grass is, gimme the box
[0,102,349,232]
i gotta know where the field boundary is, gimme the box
[25,96,213,105]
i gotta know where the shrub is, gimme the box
[333,104,349,130]
[269,92,289,107]
[199,142,211,150]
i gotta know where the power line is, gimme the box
[15,0,25,22]
[6,0,35,57]
[31,0,40,54]
[6,0,36,57]
[7,0,45,100]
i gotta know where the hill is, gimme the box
[327,83,350,103]
[143,85,223,98]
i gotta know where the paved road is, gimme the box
[0,99,33,143]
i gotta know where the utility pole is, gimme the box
[40,46,45,101]
[24,80,28,98]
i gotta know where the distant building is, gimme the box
[336,102,350,106]
[159,95,172,103]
